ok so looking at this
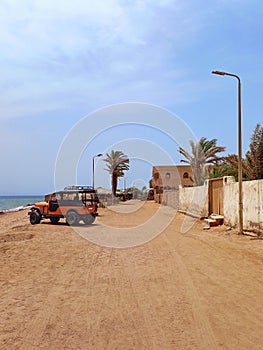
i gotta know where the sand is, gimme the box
[0,200,263,349]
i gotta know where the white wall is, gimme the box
[224,179,263,230]
[178,181,209,217]
[162,190,179,209]
[177,177,263,231]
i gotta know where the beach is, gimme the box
[0,200,263,349]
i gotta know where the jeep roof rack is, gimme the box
[63,185,95,191]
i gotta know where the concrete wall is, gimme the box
[162,190,179,209]
[178,181,209,217]
[223,179,263,230]
[176,177,263,231]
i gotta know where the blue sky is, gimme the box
[0,0,262,194]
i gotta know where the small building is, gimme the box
[151,165,193,203]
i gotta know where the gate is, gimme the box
[209,178,224,215]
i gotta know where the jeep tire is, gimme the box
[30,210,41,225]
[66,211,79,226]
[83,214,95,225]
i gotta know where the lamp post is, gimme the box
[92,153,103,189]
[123,176,128,191]
[212,70,243,234]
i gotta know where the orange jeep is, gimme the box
[28,186,99,226]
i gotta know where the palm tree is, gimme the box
[246,123,263,179]
[178,137,226,186]
[104,150,130,195]
[224,124,263,180]
[209,160,238,180]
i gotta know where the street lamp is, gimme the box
[92,153,103,189]
[123,176,128,191]
[212,70,243,234]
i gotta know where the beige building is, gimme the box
[151,165,193,203]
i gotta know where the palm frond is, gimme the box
[178,137,226,185]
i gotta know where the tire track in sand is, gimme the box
[163,234,218,349]
[19,255,78,350]
[84,248,151,349]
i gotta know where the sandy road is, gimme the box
[0,200,263,349]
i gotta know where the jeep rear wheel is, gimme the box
[30,210,41,225]
[50,217,60,224]
[83,214,95,225]
[66,211,79,226]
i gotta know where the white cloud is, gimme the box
[0,0,251,121]
[0,0,185,119]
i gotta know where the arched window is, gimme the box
[165,172,171,179]
[183,172,189,179]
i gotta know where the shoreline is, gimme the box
[0,195,42,214]
[0,205,33,215]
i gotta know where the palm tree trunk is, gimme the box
[112,173,118,196]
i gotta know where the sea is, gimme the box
[0,195,43,213]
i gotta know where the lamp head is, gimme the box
[212,70,226,76]
[93,153,103,160]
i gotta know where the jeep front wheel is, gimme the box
[30,211,41,225]
[66,211,79,226]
